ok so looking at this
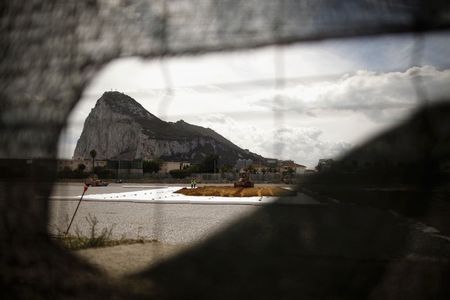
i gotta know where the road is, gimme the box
[49,182,297,245]
[49,182,321,276]
[49,182,450,286]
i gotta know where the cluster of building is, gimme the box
[234,158,308,175]
[57,159,142,176]
[57,158,311,176]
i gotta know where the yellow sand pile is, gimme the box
[174,186,296,197]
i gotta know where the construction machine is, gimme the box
[234,170,254,188]
[85,174,109,187]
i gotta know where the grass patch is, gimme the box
[54,214,157,250]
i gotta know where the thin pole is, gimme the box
[65,184,88,235]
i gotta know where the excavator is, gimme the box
[85,174,109,187]
[233,170,254,188]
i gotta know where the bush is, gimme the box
[57,167,88,179]
[143,160,161,173]
[55,214,114,250]
[169,169,191,179]
[198,154,219,173]
[54,214,156,250]
[93,166,115,179]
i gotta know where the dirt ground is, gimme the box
[75,242,187,277]
[175,186,296,197]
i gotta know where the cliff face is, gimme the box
[73,92,262,165]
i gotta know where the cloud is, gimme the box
[60,36,450,165]
[259,127,352,167]
[254,66,450,123]
[197,113,227,124]
[193,114,351,168]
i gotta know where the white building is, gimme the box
[159,161,191,173]
[57,159,107,172]
[279,160,307,174]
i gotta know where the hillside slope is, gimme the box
[73,91,263,165]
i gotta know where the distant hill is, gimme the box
[73,91,264,165]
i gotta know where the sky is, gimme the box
[58,31,450,168]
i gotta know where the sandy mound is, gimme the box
[175,186,296,197]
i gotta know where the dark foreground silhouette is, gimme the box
[134,103,450,300]
[2,1,450,299]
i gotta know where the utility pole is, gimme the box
[118,159,121,179]
[65,184,88,235]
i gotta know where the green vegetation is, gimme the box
[198,154,219,173]
[282,167,295,176]
[57,165,115,179]
[246,164,257,174]
[77,163,86,172]
[168,154,220,179]
[219,164,233,174]
[57,166,89,179]
[169,169,191,179]
[55,214,156,250]
[94,166,116,179]
[90,149,97,173]
[143,159,162,173]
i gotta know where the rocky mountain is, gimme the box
[73,91,264,165]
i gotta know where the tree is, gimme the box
[285,166,295,175]
[94,166,115,179]
[219,164,232,174]
[89,149,97,173]
[143,160,161,173]
[77,163,86,172]
[199,154,219,173]
[246,164,256,174]
[169,169,190,179]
